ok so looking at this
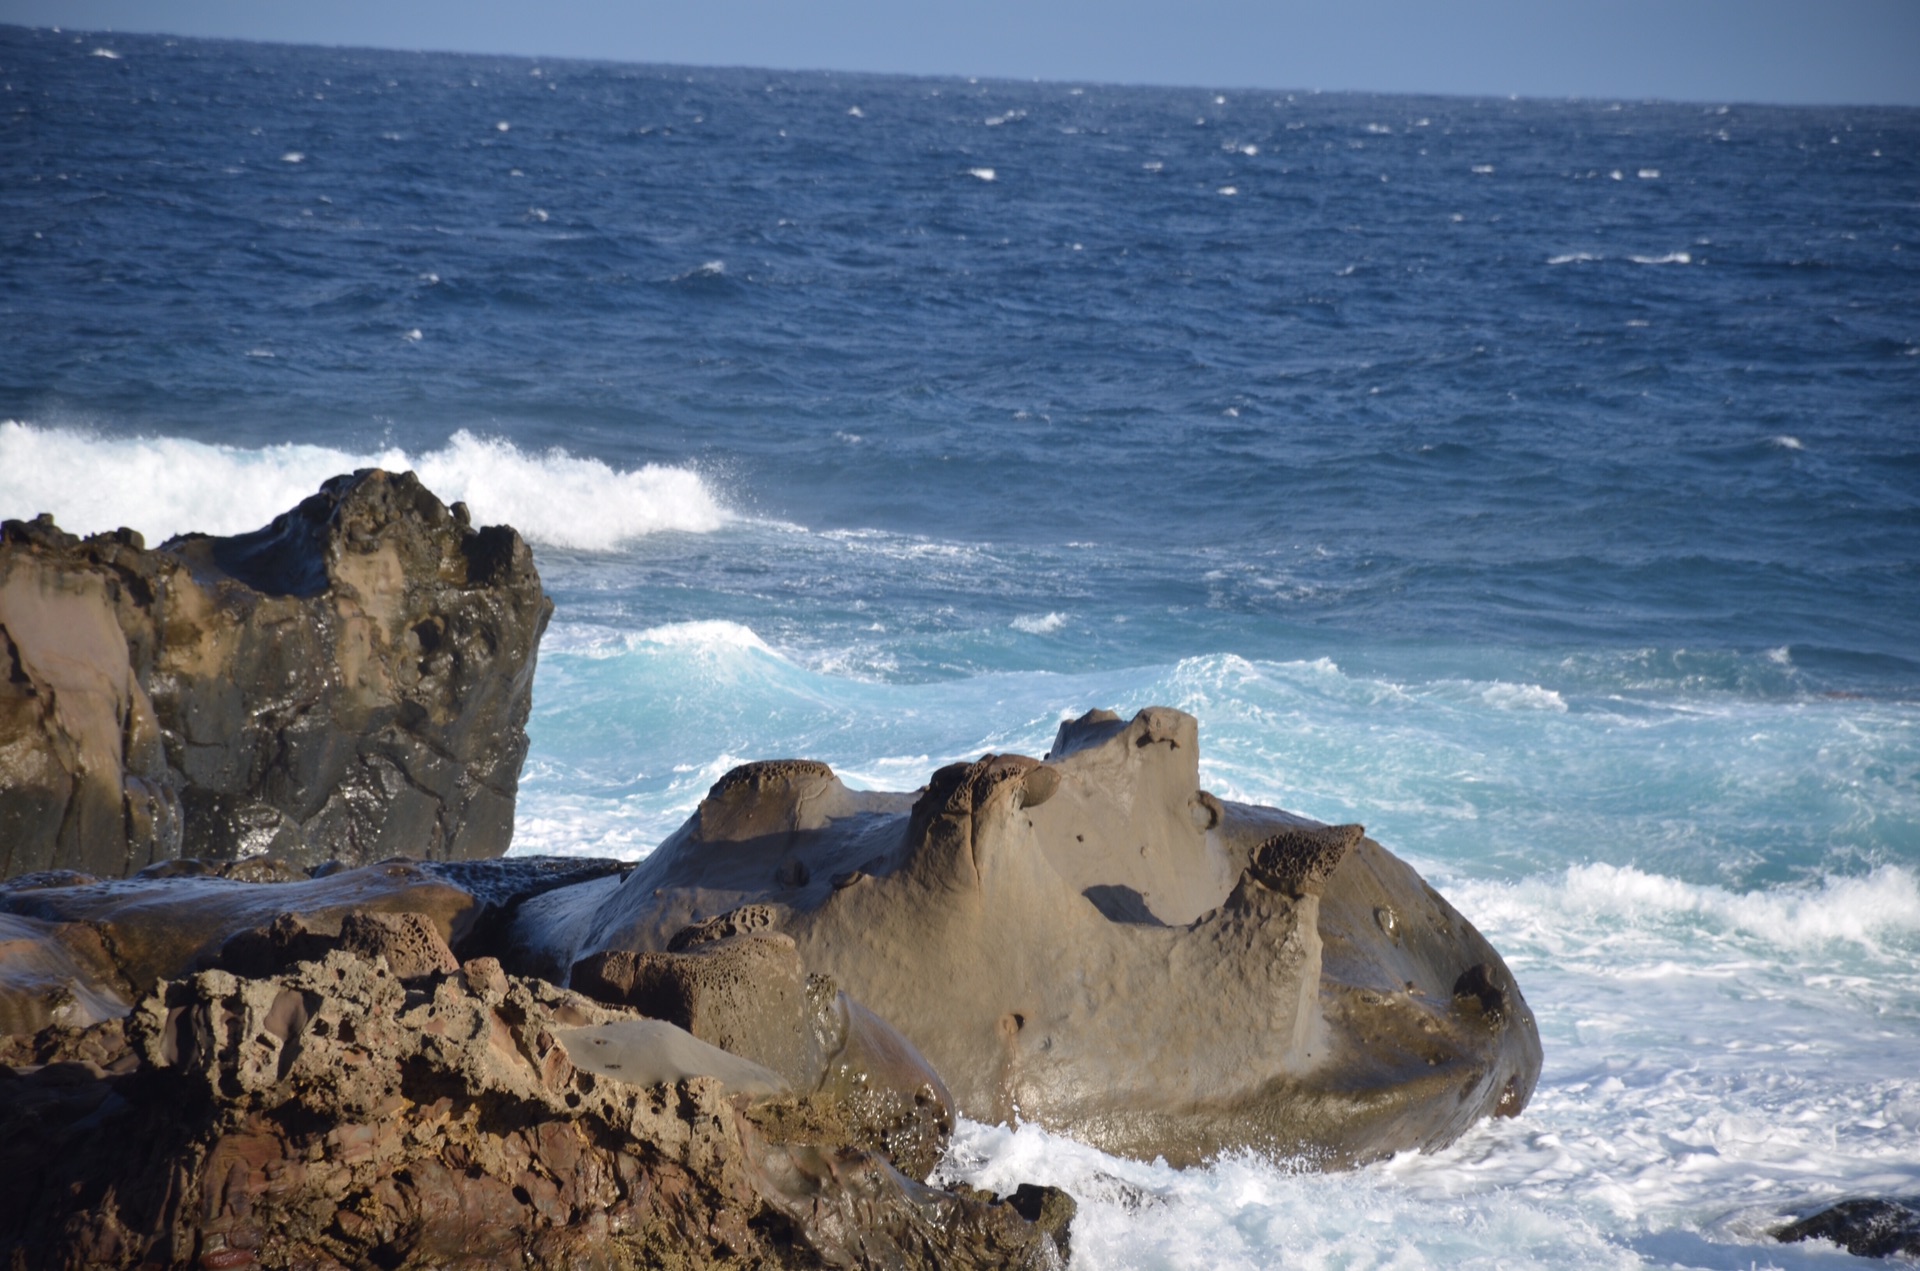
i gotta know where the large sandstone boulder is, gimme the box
[512,706,1543,1167]
[0,470,550,879]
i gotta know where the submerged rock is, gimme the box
[513,706,1542,1167]
[0,470,550,880]
[1774,1198,1920,1260]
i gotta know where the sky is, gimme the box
[2,0,1917,106]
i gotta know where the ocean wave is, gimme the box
[1455,862,1920,953]
[0,421,730,549]
[1010,612,1068,635]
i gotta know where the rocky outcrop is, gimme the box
[0,859,1072,1269]
[512,706,1542,1167]
[1774,1198,1920,1260]
[0,470,550,880]
[0,855,628,1031]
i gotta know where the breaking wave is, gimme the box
[0,421,731,550]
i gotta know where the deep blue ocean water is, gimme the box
[4,23,1919,1268]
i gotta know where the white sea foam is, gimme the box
[1480,681,1568,712]
[1011,612,1068,635]
[968,167,997,182]
[1548,252,1600,265]
[0,421,730,549]
[91,47,121,59]
[1770,435,1804,450]
[1629,251,1692,265]
[280,151,305,164]
[1457,863,1920,953]
[627,619,775,655]
[1471,163,1495,175]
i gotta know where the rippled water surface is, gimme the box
[4,24,1918,1268]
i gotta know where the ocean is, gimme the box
[3,23,1918,1268]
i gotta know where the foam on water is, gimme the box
[928,856,1920,1270]
[0,422,731,549]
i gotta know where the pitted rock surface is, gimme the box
[0,949,1072,1270]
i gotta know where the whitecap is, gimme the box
[967,167,996,182]
[1217,185,1238,196]
[1456,862,1920,952]
[630,620,774,655]
[1769,435,1804,450]
[1141,160,1163,172]
[495,121,510,132]
[1011,612,1068,635]
[1628,251,1691,265]
[90,47,121,59]
[1637,167,1660,179]
[1547,252,1599,265]
[1480,682,1568,712]
[0,422,732,550]
[846,106,864,118]
[1471,163,1495,175]
[280,152,305,164]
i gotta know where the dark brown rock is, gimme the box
[1774,1198,1920,1259]
[512,706,1542,1168]
[0,470,551,880]
[0,949,1071,1270]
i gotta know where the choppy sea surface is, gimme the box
[5,24,1918,1268]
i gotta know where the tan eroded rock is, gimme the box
[512,706,1542,1167]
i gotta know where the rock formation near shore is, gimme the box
[512,706,1542,1167]
[0,470,550,880]
[1,472,1545,1264]
[0,857,1072,1269]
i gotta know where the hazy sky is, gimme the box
[4,0,1917,106]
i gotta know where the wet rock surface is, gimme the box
[0,469,550,879]
[0,856,1071,1269]
[1774,1198,1920,1260]
[517,706,1542,1167]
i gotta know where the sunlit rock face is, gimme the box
[517,706,1543,1168]
[0,469,549,879]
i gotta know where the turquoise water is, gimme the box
[4,23,1918,1267]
